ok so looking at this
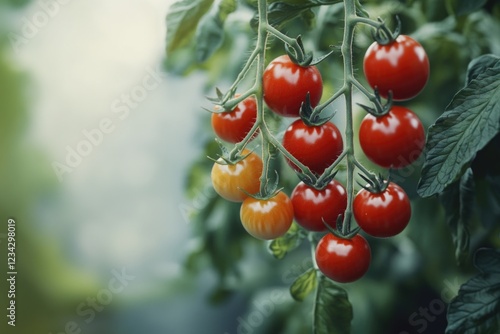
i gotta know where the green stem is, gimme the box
[339,0,358,235]
[309,86,346,121]
[265,24,305,61]
[350,16,384,29]
[222,46,260,107]
[316,150,347,185]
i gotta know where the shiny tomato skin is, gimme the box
[211,96,257,143]
[240,191,294,240]
[353,182,411,238]
[363,35,429,101]
[315,233,371,283]
[359,106,425,169]
[211,149,263,202]
[291,180,347,232]
[283,119,343,175]
[263,55,323,117]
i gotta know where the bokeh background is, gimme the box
[0,0,233,333]
[1,0,500,334]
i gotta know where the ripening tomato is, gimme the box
[283,119,343,175]
[291,180,347,232]
[359,106,425,169]
[353,182,411,238]
[263,55,323,117]
[211,96,257,143]
[240,191,294,240]
[363,35,429,101]
[315,233,371,283]
[211,149,262,202]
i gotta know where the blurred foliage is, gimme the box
[0,3,112,333]
[166,0,500,333]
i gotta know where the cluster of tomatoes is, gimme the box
[210,33,429,284]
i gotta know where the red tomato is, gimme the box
[363,35,429,101]
[240,191,294,240]
[291,180,347,232]
[211,149,262,202]
[359,106,425,169]
[315,233,371,283]
[263,55,323,117]
[353,182,411,238]
[211,96,257,143]
[283,119,343,175]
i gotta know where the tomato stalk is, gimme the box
[226,0,320,194]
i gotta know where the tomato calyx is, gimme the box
[241,169,283,201]
[357,88,393,117]
[299,93,332,126]
[285,35,335,67]
[357,172,389,194]
[209,139,254,166]
[371,16,401,46]
[322,216,361,240]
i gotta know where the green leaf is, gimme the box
[195,0,237,62]
[446,249,500,334]
[290,268,317,302]
[455,0,488,16]
[268,223,305,260]
[417,56,500,198]
[166,0,214,53]
[313,276,352,334]
[466,54,500,84]
[438,168,474,265]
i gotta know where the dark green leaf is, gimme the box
[446,249,500,334]
[195,0,237,62]
[417,60,500,197]
[268,223,305,259]
[313,275,352,334]
[455,0,488,16]
[290,268,317,302]
[466,54,500,85]
[439,168,474,265]
[166,0,214,53]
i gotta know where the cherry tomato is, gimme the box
[363,35,429,101]
[211,96,257,143]
[359,106,425,169]
[211,149,262,202]
[353,182,411,238]
[283,119,343,175]
[291,180,347,232]
[240,191,294,240]
[315,233,371,283]
[263,55,323,117]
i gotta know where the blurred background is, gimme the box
[0,0,236,333]
[1,0,499,334]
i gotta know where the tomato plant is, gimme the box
[291,180,347,232]
[263,55,323,117]
[240,190,294,240]
[353,182,411,238]
[211,149,262,202]
[358,105,425,169]
[167,0,500,333]
[363,34,430,101]
[211,95,257,143]
[315,233,371,283]
[282,119,343,175]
